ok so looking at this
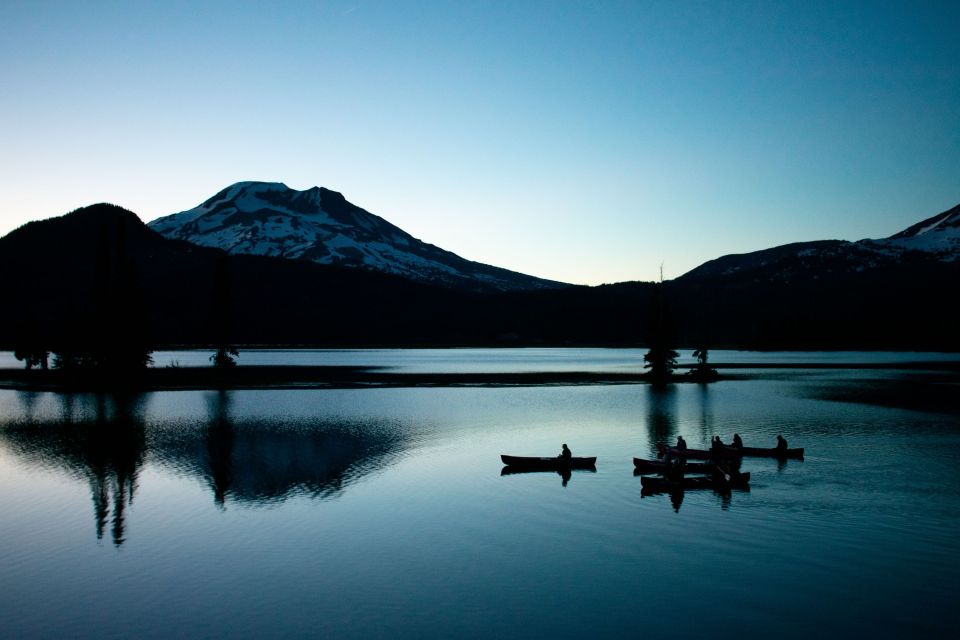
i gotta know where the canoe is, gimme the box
[632,457,721,474]
[658,443,804,460]
[657,445,741,460]
[500,454,597,470]
[640,471,750,491]
[731,446,804,459]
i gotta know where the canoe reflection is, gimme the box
[500,464,596,486]
[640,485,750,512]
[641,484,751,512]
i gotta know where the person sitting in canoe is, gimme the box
[665,457,684,481]
[558,443,572,460]
[675,436,687,451]
[776,435,788,450]
[729,433,744,448]
[711,436,724,453]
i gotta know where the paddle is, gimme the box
[714,462,731,484]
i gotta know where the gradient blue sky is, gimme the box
[2,1,958,284]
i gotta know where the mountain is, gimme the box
[884,203,960,254]
[148,181,564,292]
[679,203,960,282]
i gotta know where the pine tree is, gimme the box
[643,283,678,383]
[688,346,718,381]
[210,255,239,369]
[51,218,153,375]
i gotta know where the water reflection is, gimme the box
[642,487,682,510]
[500,466,596,486]
[696,383,713,441]
[645,385,677,454]
[0,390,407,542]
[205,390,235,507]
[671,490,684,512]
[16,391,41,422]
[640,486,750,512]
[1,392,147,545]
[177,410,405,508]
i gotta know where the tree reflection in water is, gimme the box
[645,384,677,455]
[696,382,713,442]
[205,389,234,507]
[1,390,408,542]
[1,392,147,546]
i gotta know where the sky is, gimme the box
[1,1,958,285]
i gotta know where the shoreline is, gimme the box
[1,361,959,392]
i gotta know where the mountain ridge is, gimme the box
[679,202,960,282]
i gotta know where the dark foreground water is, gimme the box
[0,351,958,639]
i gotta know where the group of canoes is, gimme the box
[502,436,803,492]
[658,434,805,460]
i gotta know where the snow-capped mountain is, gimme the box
[148,181,565,291]
[679,203,960,281]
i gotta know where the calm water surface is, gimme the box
[0,350,958,638]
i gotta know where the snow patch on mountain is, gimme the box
[877,203,960,259]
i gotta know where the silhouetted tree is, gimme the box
[687,346,718,382]
[52,351,80,370]
[14,348,48,370]
[12,312,50,370]
[52,219,153,375]
[693,347,707,366]
[210,254,239,369]
[643,283,678,383]
[644,345,679,380]
[13,323,48,370]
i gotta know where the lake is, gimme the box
[0,349,957,638]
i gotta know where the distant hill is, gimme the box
[670,203,960,350]
[148,181,565,292]
[680,203,960,281]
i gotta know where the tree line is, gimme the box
[12,218,238,376]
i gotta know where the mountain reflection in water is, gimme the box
[0,390,406,544]
[166,390,406,507]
